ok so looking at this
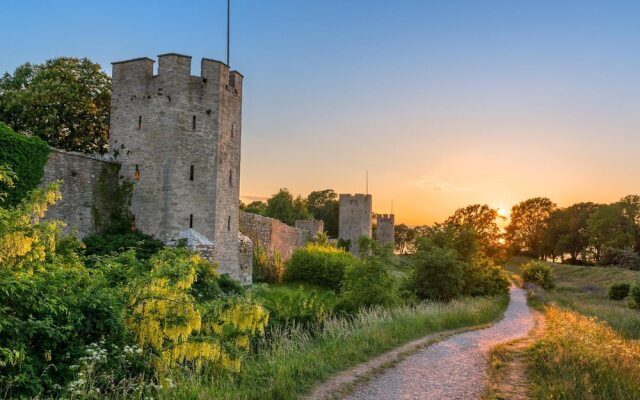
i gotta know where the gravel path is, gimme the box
[345,286,534,400]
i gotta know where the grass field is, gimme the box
[504,257,640,399]
[506,256,640,339]
[164,294,509,400]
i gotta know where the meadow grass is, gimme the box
[163,295,508,400]
[506,256,640,339]
[528,307,640,400]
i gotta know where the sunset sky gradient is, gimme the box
[2,0,639,225]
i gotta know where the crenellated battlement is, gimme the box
[111,54,243,92]
[376,213,395,222]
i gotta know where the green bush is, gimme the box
[601,248,640,270]
[463,257,511,297]
[411,246,465,301]
[339,257,398,312]
[521,260,555,289]
[82,231,164,261]
[252,242,285,283]
[252,284,336,328]
[630,282,640,309]
[283,244,357,291]
[0,122,49,206]
[608,283,631,301]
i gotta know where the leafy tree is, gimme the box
[411,246,465,301]
[619,195,640,251]
[0,57,111,153]
[394,224,416,254]
[241,200,267,216]
[340,257,398,312]
[587,203,635,261]
[444,204,503,258]
[542,202,599,263]
[307,189,339,237]
[505,197,556,258]
[265,188,310,226]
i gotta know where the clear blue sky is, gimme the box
[2,1,640,224]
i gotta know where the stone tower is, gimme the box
[338,194,372,254]
[375,214,395,247]
[109,54,243,272]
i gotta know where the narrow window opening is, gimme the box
[134,165,140,180]
[192,115,196,130]
[227,216,231,231]
[131,215,136,231]
[229,170,233,186]
[231,124,234,138]
[138,116,142,129]
[190,165,194,181]
[189,214,193,229]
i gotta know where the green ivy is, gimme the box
[0,121,50,206]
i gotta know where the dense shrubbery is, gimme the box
[601,248,640,270]
[252,284,337,328]
[339,253,399,312]
[83,231,164,261]
[630,282,640,309]
[410,246,465,301]
[521,260,555,289]
[0,175,268,398]
[283,244,357,291]
[0,122,50,206]
[252,242,285,283]
[608,283,631,300]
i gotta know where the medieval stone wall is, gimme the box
[239,211,305,261]
[196,233,252,285]
[42,148,117,237]
[375,214,395,246]
[295,219,324,243]
[338,193,372,254]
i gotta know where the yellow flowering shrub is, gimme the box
[126,248,269,378]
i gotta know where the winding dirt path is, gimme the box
[342,286,534,400]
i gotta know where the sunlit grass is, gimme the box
[528,307,640,400]
[163,295,508,400]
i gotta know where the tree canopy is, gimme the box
[505,197,556,257]
[0,57,111,154]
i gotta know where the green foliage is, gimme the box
[0,122,50,206]
[521,260,555,289]
[444,204,504,259]
[541,202,599,263]
[306,189,339,238]
[463,257,510,297]
[630,281,640,308]
[92,163,134,234]
[600,247,640,270]
[241,200,267,216]
[83,231,164,261]
[252,241,285,283]
[608,283,631,301]
[265,188,310,226]
[339,257,398,312]
[411,246,465,301]
[505,197,556,257]
[283,244,357,292]
[252,284,337,328]
[588,203,636,260]
[0,57,111,153]
[394,223,417,254]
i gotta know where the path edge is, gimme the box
[305,322,496,400]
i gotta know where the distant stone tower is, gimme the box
[109,54,243,274]
[375,214,395,247]
[338,194,372,254]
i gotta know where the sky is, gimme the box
[2,0,640,225]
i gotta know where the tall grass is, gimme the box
[529,307,640,400]
[163,295,508,399]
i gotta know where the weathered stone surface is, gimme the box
[41,148,116,237]
[109,54,243,277]
[295,219,324,243]
[375,214,395,247]
[338,194,372,255]
[240,211,308,261]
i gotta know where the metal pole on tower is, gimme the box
[226,0,230,66]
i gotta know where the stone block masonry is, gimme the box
[295,219,324,243]
[41,148,117,237]
[339,194,372,255]
[375,214,395,247]
[239,211,300,260]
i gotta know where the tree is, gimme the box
[306,189,339,237]
[411,246,465,301]
[505,197,556,258]
[542,202,599,263]
[241,200,267,216]
[619,195,640,251]
[587,203,635,261]
[394,224,416,254]
[0,57,111,153]
[444,204,503,258]
[265,188,309,226]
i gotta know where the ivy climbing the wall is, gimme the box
[92,163,134,234]
[0,122,50,206]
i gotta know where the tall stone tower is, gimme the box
[375,214,395,247]
[109,54,243,272]
[338,194,372,254]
